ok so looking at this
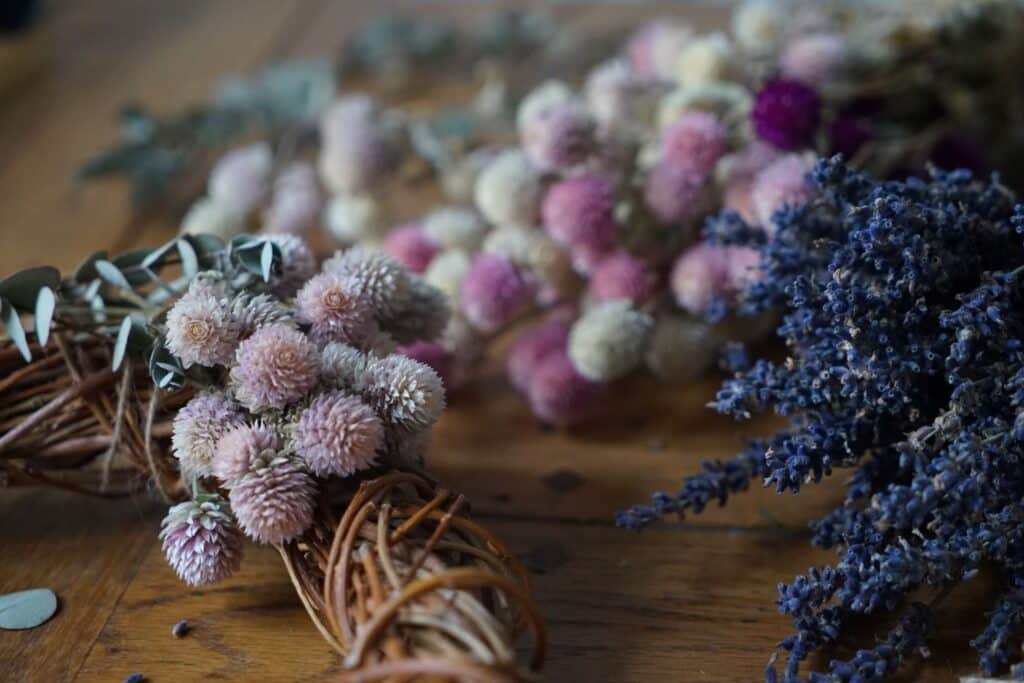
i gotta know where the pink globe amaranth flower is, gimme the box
[521,104,596,173]
[720,141,783,185]
[660,111,728,176]
[779,33,845,88]
[212,422,279,486]
[230,324,320,411]
[626,19,692,82]
[399,341,454,388]
[383,275,451,346]
[644,161,708,226]
[570,240,613,277]
[382,223,440,274]
[507,319,570,395]
[319,96,395,194]
[527,349,604,425]
[263,162,321,235]
[751,78,821,150]
[160,496,243,587]
[362,354,446,431]
[670,242,730,315]
[587,250,658,306]
[229,455,316,544]
[292,391,382,477]
[323,246,412,322]
[171,394,245,478]
[229,291,294,339]
[626,20,665,80]
[750,154,815,233]
[459,253,536,333]
[723,177,758,225]
[541,174,618,251]
[723,245,763,294]
[208,143,271,214]
[165,290,241,368]
[296,273,376,347]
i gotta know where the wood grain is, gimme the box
[0,2,988,681]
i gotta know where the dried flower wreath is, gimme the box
[0,233,544,680]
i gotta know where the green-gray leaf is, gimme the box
[260,241,274,282]
[34,287,55,346]
[177,239,199,278]
[112,316,133,371]
[2,299,31,362]
[94,260,132,290]
[0,589,58,630]
[0,267,61,311]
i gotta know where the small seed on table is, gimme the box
[124,674,144,683]
[172,619,190,638]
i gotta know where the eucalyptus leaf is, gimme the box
[112,316,133,371]
[113,249,158,286]
[177,239,199,278]
[148,346,185,392]
[34,287,55,346]
[74,251,108,282]
[260,241,274,282]
[141,240,177,270]
[0,267,61,311]
[1,299,31,362]
[82,279,102,302]
[94,260,132,290]
[0,589,58,630]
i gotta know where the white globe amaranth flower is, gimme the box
[180,196,246,240]
[656,82,752,131]
[325,193,385,245]
[645,314,721,382]
[732,0,786,55]
[474,149,542,228]
[568,300,654,381]
[675,32,736,88]
[422,207,487,251]
[424,248,471,306]
[516,79,577,132]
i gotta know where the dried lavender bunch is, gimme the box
[620,157,1024,680]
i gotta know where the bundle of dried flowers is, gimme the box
[0,233,544,680]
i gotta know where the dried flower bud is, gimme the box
[160,495,243,587]
[213,422,279,486]
[507,319,570,394]
[587,250,658,306]
[230,324,320,411]
[644,161,708,228]
[516,79,576,132]
[384,276,450,345]
[263,162,321,235]
[732,0,785,55]
[323,246,412,321]
[229,291,294,338]
[320,341,369,391]
[542,174,618,251]
[399,341,454,388]
[422,207,487,251]
[292,391,382,477]
[645,314,720,382]
[627,20,694,82]
[751,78,821,150]
[779,33,846,88]
[675,32,734,87]
[362,354,446,431]
[318,96,396,194]
[424,248,471,305]
[230,454,316,544]
[750,154,815,232]
[382,222,439,274]
[568,300,653,381]
[325,193,384,245]
[459,253,536,333]
[483,226,575,307]
[527,348,604,424]
[670,241,729,315]
[264,234,316,297]
[660,111,728,176]
[655,82,752,132]
[165,289,241,368]
[208,143,272,214]
[521,104,597,173]
[180,196,245,240]
[171,394,245,478]
[296,273,376,347]
[474,149,542,228]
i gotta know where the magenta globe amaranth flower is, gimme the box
[292,391,382,477]
[587,250,658,305]
[507,319,570,395]
[459,253,536,333]
[521,104,597,172]
[229,454,316,544]
[160,495,243,587]
[828,116,872,159]
[171,393,245,478]
[295,272,376,346]
[542,174,618,251]
[230,323,320,411]
[751,78,821,150]
[212,422,279,486]
[660,111,728,175]
[527,349,604,425]
[382,223,439,274]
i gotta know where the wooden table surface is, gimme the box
[0,2,988,681]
